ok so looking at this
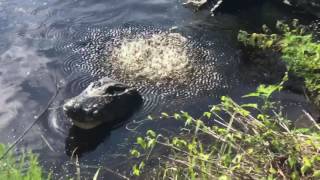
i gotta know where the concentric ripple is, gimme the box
[52,24,239,124]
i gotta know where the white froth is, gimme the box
[111,33,193,84]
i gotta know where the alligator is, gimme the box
[63,77,142,129]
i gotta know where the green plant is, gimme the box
[238,20,320,105]
[130,78,320,179]
[0,144,50,180]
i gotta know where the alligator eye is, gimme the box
[105,86,127,94]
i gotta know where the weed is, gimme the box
[130,77,320,179]
[0,144,50,180]
[238,20,320,106]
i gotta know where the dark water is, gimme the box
[0,0,316,179]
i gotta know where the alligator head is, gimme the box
[63,77,143,129]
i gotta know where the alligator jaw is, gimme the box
[72,120,104,129]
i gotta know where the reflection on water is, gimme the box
[0,0,317,178]
[0,38,52,141]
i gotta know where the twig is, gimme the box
[40,134,55,152]
[70,147,79,160]
[302,110,320,130]
[69,163,130,180]
[75,156,81,180]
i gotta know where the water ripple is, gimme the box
[50,25,239,123]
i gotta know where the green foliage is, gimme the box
[243,73,288,111]
[238,20,320,105]
[0,144,50,180]
[130,81,320,179]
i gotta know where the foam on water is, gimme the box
[111,33,192,84]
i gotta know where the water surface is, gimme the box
[0,0,315,178]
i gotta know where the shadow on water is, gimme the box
[65,124,111,158]
[65,102,142,158]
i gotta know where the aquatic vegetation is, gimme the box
[0,144,50,180]
[130,78,320,179]
[111,33,193,84]
[238,20,320,105]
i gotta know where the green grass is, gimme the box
[238,20,320,106]
[0,144,50,180]
[130,77,320,179]
[0,144,103,180]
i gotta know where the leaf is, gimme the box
[203,112,212,119]
[269,166,277,174]
[181,111,193,126]
[132,165,140,176]
[137,137,146,149]
[238,108,250,117]
[161,112,169,118]
[294,128,310,133]
[93,168,101,180]
[218,175,230,180]
[257,114,265,121]
[146,130,156,138]
[241,103,258,109]
[290,171,299,180]
[173,113,181,120]
[147,139,156,148]
[139,161,145,170]
[266,40,274,48]
[200,153,210,161]
[221,96,227,101]
[195,120,203,134]
[313,170,320,178]
[247,148,254,154]
[301,157,312,175]
[185,117,193,126]
[288,155,297,168]
[130,149,140,158]
[210,105,221,112]
[243,92,260,98]
[172,138,187,148]
[147,115,153,120]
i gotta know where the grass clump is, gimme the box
[238,20,320,105]
[0,144,50,180]
[130,77,320,179]
[111,33,193,84]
